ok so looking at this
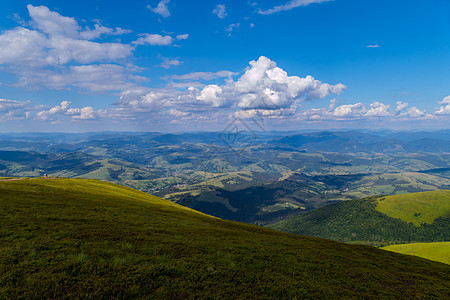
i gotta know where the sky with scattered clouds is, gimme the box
[0,0,449,132]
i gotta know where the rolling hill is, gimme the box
[376,190,450,226]
[0,178,449,298]
[268,190,450,244]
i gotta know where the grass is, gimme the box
[376,190,450,226]
[382,242,450,265]
[0,178,449,298]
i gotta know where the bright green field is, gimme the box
[376,190,450,226]
[0,178,449,298]
[383,242,450,265]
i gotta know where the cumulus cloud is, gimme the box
[297,98,437,122]
[147,0,171,18]
[0,4,143,96]
[196,85,224,107]
[132,34,173,46]
[400,106,426,118]
[28,4,80,38]
[37,101,103,120]
[258,0,332,15]
[435,95,450,115]
[395,101,408,112]
[0,4,188,95]
[332,103,367,118]
[0,5,133,67]
[231,56,345,109]
[213,5,227,19]
[365,101,391,117]
[117,56,346,118]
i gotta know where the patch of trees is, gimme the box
[271,196,450,244]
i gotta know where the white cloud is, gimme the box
[132,34,173,46]
[167,109,189,117]
[16,64,145,93]
[147,0,171,18]
[72,106,102,120]
[0,5,133,68]
[0,27,133,67]
[0,98,41,120]
[332,103,367,118]
[80,24,132,40]
[36,101,103,121]
[226,23,240,36]
[0,27,48,67]
[435,95,450,115]
[258,0,332,15]
[176,34,189,40]
[231,56,345,109]
[401,107,426,118]
[160,57,183,69]
[28,4,80,38]
[170,70,237,81]
[37,100,71,120]
[196,85,224,107]
[365,101,391,117]
[213,5,227,19]
[395,101,408,112]
[117,56,346,118]
[298,98,438,122]
[366,44,380,48]
[234,107,296,119]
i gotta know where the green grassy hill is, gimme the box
[269,191,450,244]
[383,242,450,265]
[376,190,450,226]
[0,179,449,298]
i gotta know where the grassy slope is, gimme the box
[0,179,449,298]
[383,242,450,265]
[268,194,450,244]
[376,190,450,226]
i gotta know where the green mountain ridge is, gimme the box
[269,190,450,244]
[0,178,449,298]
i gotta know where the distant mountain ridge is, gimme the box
[269,131,450,154]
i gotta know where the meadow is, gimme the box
[1,178,449,298]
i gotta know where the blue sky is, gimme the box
[0,0,449,132]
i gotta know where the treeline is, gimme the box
[269,196,449,244]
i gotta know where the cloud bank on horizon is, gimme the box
[0,1,448,131]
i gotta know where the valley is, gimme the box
[1,130,449,224]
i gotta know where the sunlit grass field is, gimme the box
[383,242,450,265]
[376,190,450,226]
[0,178,449,298]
